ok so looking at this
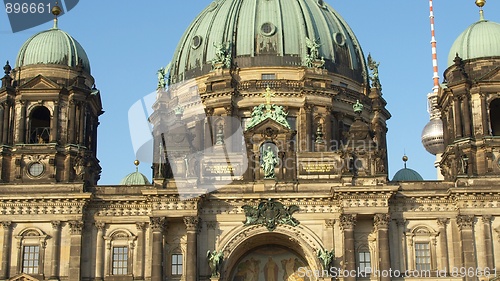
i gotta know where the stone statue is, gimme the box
[305,37,325,68]
[207,250,223,277]
[211,42,232,70]
[367,54,381,90]
[261,146,278,179]
[215,124,224,145]
[157,62,171,90]
[317,248,335,270]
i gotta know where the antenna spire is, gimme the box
[51,1,62,29]
[429,0,439,93]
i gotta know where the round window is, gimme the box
[334,32,345,46]
[192,35,203,49]
[261,22,277,36]
[28,162,44,177]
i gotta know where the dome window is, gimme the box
[192,36,203,49]
[261,22,277,37]
[28,162,45,177]
[29,106,50,144]
[334,32,345,46]
[490,98,500,136]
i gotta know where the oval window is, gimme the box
[28,162,44,177]
[261,22,277,36]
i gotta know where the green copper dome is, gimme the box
[16,27,91,73]
[392,168,424,182]
[120,170,151,186]
[447,19,500,66]
[169,0,367,84]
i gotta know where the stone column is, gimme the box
[374,214,391,281]
[436,218,449,273]
[305,104,313,151]
[454,98,463,138]
[457,215,476,281]
[68,99,76,143]
[1,222,12,280]
[150,217,165,281]
[481,93,489,136]
[223,105,233,152]
[50,103,59,143]
[16,101,26,143]
[184,216,199,281]
[462,96,472,137]
[2,102,10,144]
[78,103,86,146]
[135,222,146,280]
[340,214,356,281]
[324,107,333,150]
[395,219,406,272]
[68,220,84,281]
[49,221,61,280]
[482,215,494,270]
[95,222,105,281]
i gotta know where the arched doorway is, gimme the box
[220,227,323,281]
[229,245,312,281]
[490,98,500,136]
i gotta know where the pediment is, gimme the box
[245,117,293,135]
[9,273,40,281]
[18,75,60,90]
[477,66,500,81]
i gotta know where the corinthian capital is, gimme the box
[184,216,200,231]
[69,220,84,235]
[339,214,356,230]
[374,213,390,229]
[456,215,474,230]
[150,217,165,232]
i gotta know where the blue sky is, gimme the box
[0,0,498,185]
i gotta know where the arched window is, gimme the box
[490,99,500,136]
[15,228,48,276]
[104,229,136,276]
[29,107,50,144]
[356,245,371,275]
[405,225,438,274]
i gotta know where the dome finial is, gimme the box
[402,155,408,169]
[134,159,140,172]
[51,1,62,29]
[476,0,486,20]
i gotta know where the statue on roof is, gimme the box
[367,54,382,91]
[211,42,232,70]
[305,37,325,68]
[157,62,171,90]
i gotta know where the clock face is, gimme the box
[28,162,44,177]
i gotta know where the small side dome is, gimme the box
[447,19,500,67]
[392,156,424,182]
[16,27,91,73]
[120,160,151,185]
[421,119,445,155]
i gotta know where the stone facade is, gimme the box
[2,1,500,281]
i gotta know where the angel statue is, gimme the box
[317,248,335,270]
[207,250,224,277]
[367,54,381,90]
[157,62,171,90]
[305,37,324,68]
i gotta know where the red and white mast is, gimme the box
[429,0,440,94]
[427,0,441,120]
